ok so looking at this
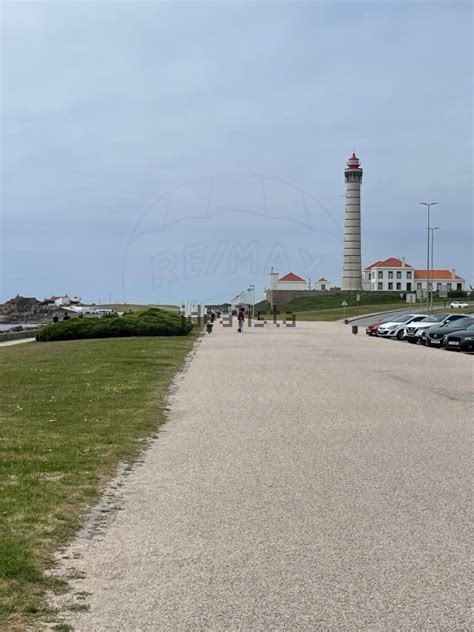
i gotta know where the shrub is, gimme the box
[36,308,192,342]
[447,289,468,299]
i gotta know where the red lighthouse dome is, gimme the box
[346,152,361,169]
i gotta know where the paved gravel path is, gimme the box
[57,321,472,630]
[0,337,35,346]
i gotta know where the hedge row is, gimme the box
[36,308,193,342]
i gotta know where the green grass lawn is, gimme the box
[293,302,426,321]
[257,300,474,322]
[0,333,197,629]
[255,302,426,322]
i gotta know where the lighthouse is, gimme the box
[342,152,363,291]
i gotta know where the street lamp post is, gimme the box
[247,285,255,317]
[420,202,438,312]
[429,227,440,312]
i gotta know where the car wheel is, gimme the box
[396,329,404,340]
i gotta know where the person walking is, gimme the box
[237,307,245,333]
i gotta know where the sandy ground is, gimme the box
[53,321,472,631]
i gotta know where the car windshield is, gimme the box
[444,318,473,329]
[431,313,449,321]
[392,314,414,323]
[422,314,446,323]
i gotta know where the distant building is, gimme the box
[413,269,465,293]
[269,271,308,291]
[44,294,81,306]
[314,277,331,291]
[363,257,465,293]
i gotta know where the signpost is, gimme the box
[342,300,348,321]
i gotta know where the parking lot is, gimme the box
[352,308,474,354]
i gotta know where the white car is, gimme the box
[450,301,468,309]
[405,313,468,344]
[377,314,428,340]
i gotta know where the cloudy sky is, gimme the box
[1,0,472,305]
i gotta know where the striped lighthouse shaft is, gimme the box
[342,162,363,291]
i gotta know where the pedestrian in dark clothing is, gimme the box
[237,307,245,333]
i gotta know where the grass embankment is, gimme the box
[293,302,424,321]
[37,308,191,342]
[254,292,463,322]
[293,302,474,322]
[0,332,197,629]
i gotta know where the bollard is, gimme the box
[344,319,349,325]
[351,325,358,335]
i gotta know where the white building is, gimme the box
[413,269,465,293]
[314,277,331,291]
[269,271,308,291]
[363,258,465,293]
[45,294,81,306]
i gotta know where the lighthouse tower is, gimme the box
[342,152,363,291]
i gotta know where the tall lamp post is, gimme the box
[429,226,440,311]
[420,202,438,312]
[247,285,255,317]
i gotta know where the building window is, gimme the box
[457,283,462,290]
[396,282,401,290]
[321,284,326,291]
[447,283,452,290]
[437,283,442,291]
[396,271,401,279]
[407,271,412,279]
[388,282,393,290]
[416,282,422,290]
[388,271,393,279]
[368,272,372,280]
[378,271,383,279]
[407,283,412,291]
[378,282,383,290]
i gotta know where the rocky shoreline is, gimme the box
[0,295,57,325]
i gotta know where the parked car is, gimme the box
[425,317,474,347]
[405,313,467,344]
[443,321,474,350]
[377,313,428,340]
[460,334,474,353]
[450,301,469,309]
[366,318,389,336]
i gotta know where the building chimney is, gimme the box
[270,270,279,290]
[451,268,456,279]
[401,257,406,267]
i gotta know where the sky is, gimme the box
[1,0,472,305]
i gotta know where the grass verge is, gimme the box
[0,332,198,629]
[256,302,427,322]
[293,302,426,321]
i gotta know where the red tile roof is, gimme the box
[365,257,413,270]
[414,270,464,280]
[279,272,306,282]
